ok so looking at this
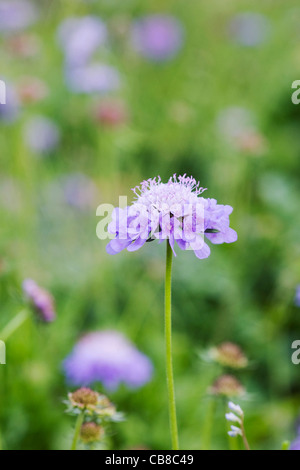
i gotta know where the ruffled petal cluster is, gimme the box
[106,174,237,259]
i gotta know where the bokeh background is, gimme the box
[1,0,300,450]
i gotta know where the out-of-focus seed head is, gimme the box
[65,388,123,423]
[209,342,248,369]
[80,422,104,444]
[209,375,245,398]
[70,387,98,407]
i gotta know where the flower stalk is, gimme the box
[0,310,29,342]
[165,240,179,450]
[71,411,84,450]
[240,421,250,451]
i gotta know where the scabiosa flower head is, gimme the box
[57,16,107,67]
[131,15,184,61]
[0,0,37,34]
[209,342,248,369]
[209,375,245,398]
[295,285,300,307]
[106,174,237,259]
[22,279,56,322]
[63,330,153,391]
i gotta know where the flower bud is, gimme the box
[80,422,104,444]
[225,412,242,425]
[228,401,244,417]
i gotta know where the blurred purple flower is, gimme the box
[290,424,300,451]
[290,436,300,450]
[295,285,300,307]
[106,174,237,259]
[65,63,121,94]
[0,83,20,123]
[0,0,37,33]
[131,15,184,61]
[63,330,153,390]
[62,173,99,210]
[23,279,56,322]
[24,116,60,154]
[57,16,107,67]
[228,13,271,47]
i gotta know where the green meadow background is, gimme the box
[0,0,300,450]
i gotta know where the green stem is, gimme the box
[165,241,179,450]
[71,412,84,450]
[241,422,250,450]
[201,398,216,450]
[0,310,29,342]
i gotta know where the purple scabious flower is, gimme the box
[63,330,153,391]
[24,116,60,154]
[22,279,56,322]
[57,16,107,67]
[0,0,37,34]
[131,15,184,61]
[106,174,237,260]
[65,63,121,94]
[295,285,300,307]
